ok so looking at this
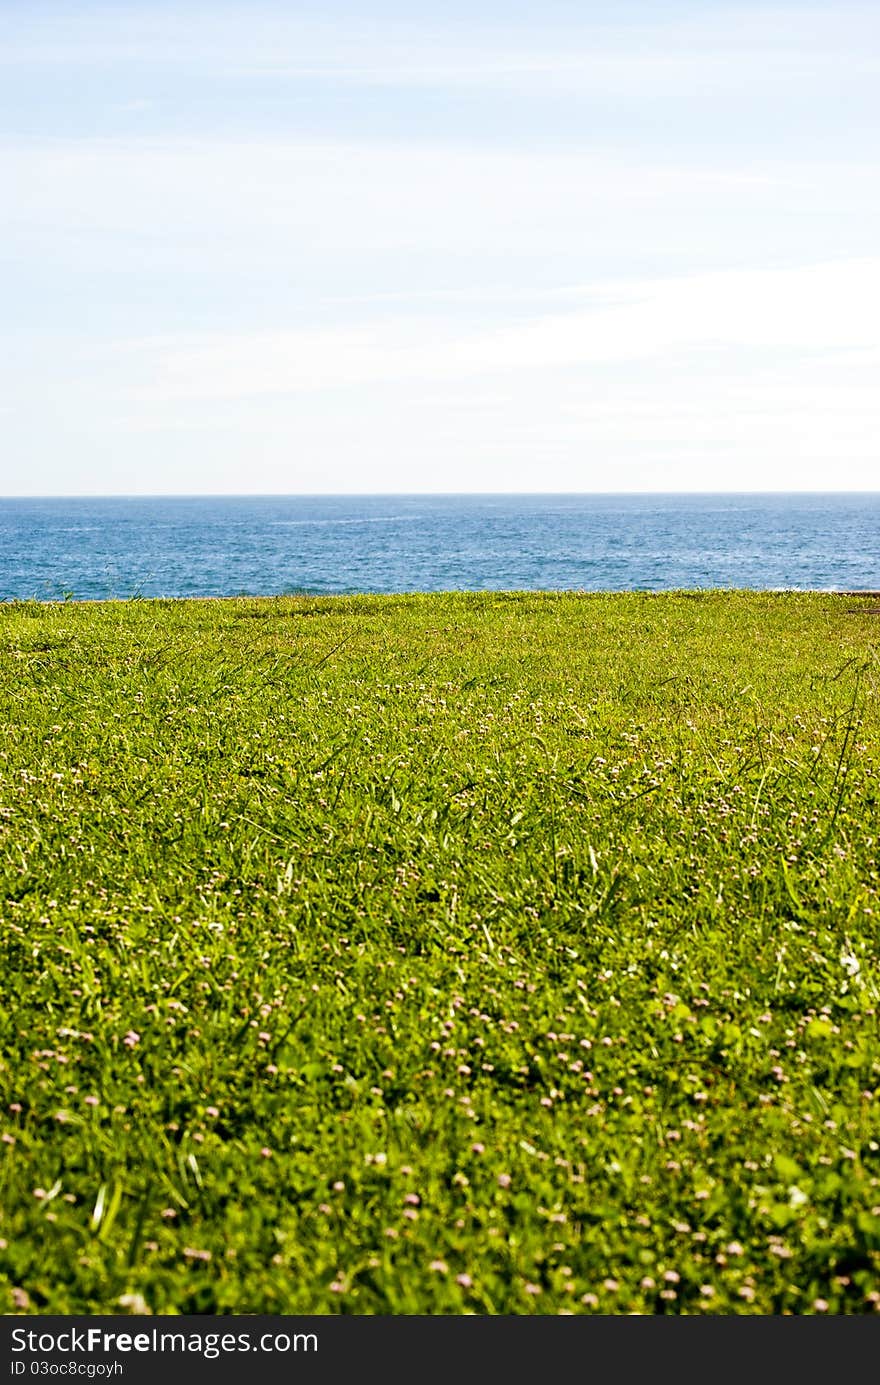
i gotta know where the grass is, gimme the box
[2,589,880,1315]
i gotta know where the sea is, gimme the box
[1,494,878,602]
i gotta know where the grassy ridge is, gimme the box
[2,590,880,1314]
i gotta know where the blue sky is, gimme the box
[2,0,879,493]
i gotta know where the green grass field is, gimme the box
[2,590,880,1314]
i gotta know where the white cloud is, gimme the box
[2,257,872,496]
[5,133,876,330]
[0,135,785,242]
[101,259,880,402]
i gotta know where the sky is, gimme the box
[1,0,879,495]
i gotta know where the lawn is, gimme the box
[2,590,880,1314]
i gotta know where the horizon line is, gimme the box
[4,490,880,501]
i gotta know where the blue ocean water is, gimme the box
[0,494,878,601]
